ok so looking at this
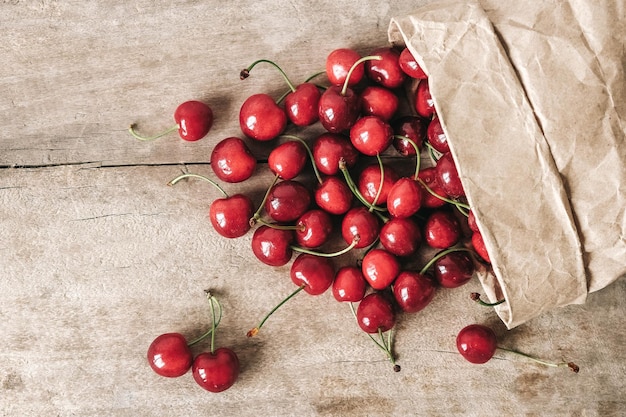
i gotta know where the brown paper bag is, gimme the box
[388,0,626,328]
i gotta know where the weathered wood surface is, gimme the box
[1,1,624,416]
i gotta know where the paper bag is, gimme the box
[388,0,626,328]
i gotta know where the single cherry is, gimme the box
[456,324,497,364]
[426,115,449,153]
[192,347,240,393]
[360,85,399,122]
[264,179,312,223]
[361,248,400,290]
[379,217,422,257]
[325,48,364,87]
[436,152,465,198]
[341,206,380,248]
[147,333,193,378]
[398,47,427,79]
[423,210,462,249]
[350,115,394,156]
[210,137,257,183]
[294,209,333,249]
[392,116,427,156]
[268,140,308,180]
[290,253,335,295]
[365,47,406,89]
[467,209,480,233]
[433,250,475,288]
[318,85,361,133]
[386,177,422,218]
[312,133,359,176]
[357,162,399,206]
[129,100,213,142]
[332,266,367,302]
[356,292,396,334]
[417,167,447,209]
[239,93,287,141]
[251,225,294,266]
[472,230,491,263]
[392,271,437,313]
[415,79,435,118]
[314,175,354,215]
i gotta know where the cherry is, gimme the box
[192,347,240,393]
[210,137,257,183]
[356,292,395,334]
[129,100,213,142]
[284,82,321,127]
[294,209,333,249]
[147,333,193,378]
[417,167,447,209]
[312,133,359,176]
[423,210,462,249]
[398,47,427,79]
[415,79,435,118]
[325,48,364,87]
[467,209,479,233]
[350,115,394,156]
[456,324,497,364]
[357,162,399,206]
[250,225,294,266]
[436,152,465,198]
[386,177,422,218]
[360,86,399,122]
[426,115,449,154]
[392,271,437,313]
[168,173,253,239]
[361,248,400,290]
[268,140,308,180]
[239,93,287,141]
[433,250,475,288]
[365,47,406,89]
[472,230,491,263]
[318,85,361,133]
[264,179,311,223]
[314,176,354,215]
[341,206,380,249]
[290,253,335,295]
[392,116,427,156]
[379,217,422,257]
[332,266,367,302]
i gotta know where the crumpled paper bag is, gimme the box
[388,0,626,328]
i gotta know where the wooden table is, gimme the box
[1,1,624,416]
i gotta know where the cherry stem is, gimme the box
[187,290,223,347]
[128,124,178,141]
[370,153,385,210]
[416,177,471,211]
[255,218,305,232]
[393,135,421,180]
[419,246,472,275]
[349,303,400,372]
[276,71,328,102]
[167,173,229,198]
[340,55,382,96]
[250,173,280,226]
[470,292,505,307]
[338,158,388,217]
[280,134,322,184]
[241,59,297,93]
[291,235,360,258]
[424,141,442,163]
[247,285,306,337]
[497,347,580,373]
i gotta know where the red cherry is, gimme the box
[436,152,465,198]
[418,167,447,208]
[192,347,240,392]
[360,86,399,122]
[349,116,394,156]
[426,115,449,153]
[147,333,193,378]
[325,48,364,87]
[356,292,396,334]
[415,79,435,118]
[312,133,359,176]
[456,324,497,364]
[268,140,308,180]
[209,194,254,239]
[174,100,214,141]
[433,251,475,288]
[314,176,354,215]
[251,225,294,266]
[361,249,400,290]
[341,206,380,248]
[239,93,287,141]
[472,230,491,263]
[392,116,427,156]
[398,47,427,79]
[210,137,257,183]
[365,47,406,89]
[290,253,335,295]
[467,209,480,233]
[294,209,333,249]
[387,177,422,218]
[332,266,367,302]
[318,85,361,133]
[379,217,422,257]
[357,163,399,206]
[265,179,311,223]
[392,271,437,313]
[424,210,462,249]
[284,82,321,126]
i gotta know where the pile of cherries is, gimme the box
[137,44,578,393]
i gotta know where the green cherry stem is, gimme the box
[167,173,229,198]
[247,285,306,337]
[250,173,280,226]
[371,153,385,209]
[349,303,400,372]
[280,134,323,184]
[497,347,580,373]
[393,135,421,180]
[187,290,223,348]
[240,59,297,92]
[339,158,388,217]
[416,177,471,212]
[470,292,506,307]
[129,124,179,141]
[291,235,360,258]
[340,55,382,96]
[419,247,473,275]
[424,141,443,163]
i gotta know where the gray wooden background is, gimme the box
[1,1,624,416]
